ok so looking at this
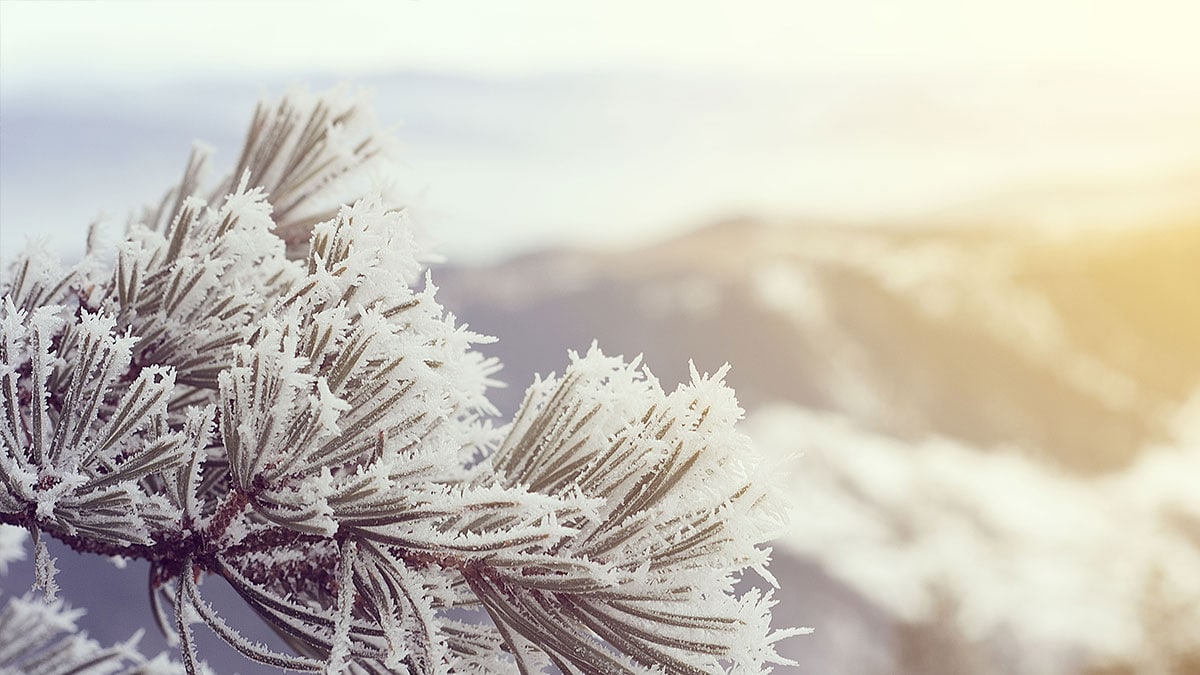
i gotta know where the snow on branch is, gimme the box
[479,346,804,672]
[0,593,185,675]
[0,88,801,673]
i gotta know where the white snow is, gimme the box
[0,526,24,574]
[748,392,1200,667]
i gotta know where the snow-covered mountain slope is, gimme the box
[753,399,1200,674]
[436,218,1200,474]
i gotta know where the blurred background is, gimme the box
[2,2,1199,673]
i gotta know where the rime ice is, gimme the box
[0,89,799,674]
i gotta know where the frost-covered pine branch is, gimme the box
[0,590,185,675]
[0,88,802,674]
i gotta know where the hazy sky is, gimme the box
[4,1,1200,88]
[3,2,1199,262]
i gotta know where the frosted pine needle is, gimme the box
[0,88,802,673]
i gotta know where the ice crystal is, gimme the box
[0,593,185,675]
[0,88,800,673]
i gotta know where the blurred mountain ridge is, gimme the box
[437,214,1200,475]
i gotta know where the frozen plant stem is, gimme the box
[0,88,804,674]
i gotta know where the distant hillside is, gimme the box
[1018,219,1200,404]
[436,217,1200,474]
